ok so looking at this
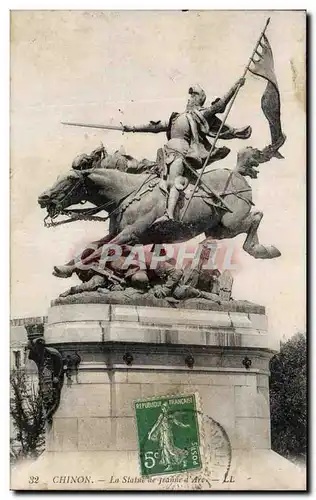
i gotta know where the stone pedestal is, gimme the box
[11,303,305,490]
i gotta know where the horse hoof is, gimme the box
[53,265,75,278]
[266,245,281,259]
[253,245,281,259]
[245,244,281,259]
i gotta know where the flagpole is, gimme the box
[180,17,271,222]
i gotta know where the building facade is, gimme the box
[10,316,47,372]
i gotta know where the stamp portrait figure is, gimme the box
[147,402,190,471]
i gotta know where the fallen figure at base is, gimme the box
[55,243,234,307]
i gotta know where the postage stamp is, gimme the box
[10,9,306,491]
[134,394,202,477]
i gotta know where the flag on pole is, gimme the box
[249,34,286,159]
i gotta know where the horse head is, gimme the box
[38,168,90,218]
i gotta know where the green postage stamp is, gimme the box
[134,393,202,477]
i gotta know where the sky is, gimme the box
[10,10,306,339]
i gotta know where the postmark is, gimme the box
[134,393,202,477]
[10,9,306,492]
[160,412,232,490]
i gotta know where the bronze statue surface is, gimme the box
[37,16,285,306]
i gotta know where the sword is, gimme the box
[61,121,124,132]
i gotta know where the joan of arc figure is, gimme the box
[122,78,251,222]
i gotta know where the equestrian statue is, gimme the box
[38,19,286,283]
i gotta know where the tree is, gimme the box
[10,368,45,462]
[269,332,306,458]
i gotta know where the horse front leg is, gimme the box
[53,233,114,278]
[54,205,158,278]
[54,221,152,278]
[74,225,141,269]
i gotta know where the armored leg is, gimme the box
[173,284,220,304]
[166,186,180,220]
[154,156,186,223]
[59,275,107,297]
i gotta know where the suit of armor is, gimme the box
[123,79,251,222]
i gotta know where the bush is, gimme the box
[10,369,45,462]
[269,332,306,458]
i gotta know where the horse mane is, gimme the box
[89,167,159,187]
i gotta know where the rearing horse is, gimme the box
[38,162,281,277]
